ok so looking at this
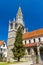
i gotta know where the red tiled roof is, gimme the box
[24,43,37,48]
[22,28,43,39]
[0,41,4,46]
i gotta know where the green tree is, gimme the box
[13,27,25,61]
[0,54,3,62]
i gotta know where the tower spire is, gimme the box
[16,6,24,26]
[16,6,23,19]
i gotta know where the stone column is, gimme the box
[30,48,36,64]
[25,48,28,61]
[37,47,40,55]
[37,47,40,64]
[25,48,28,55]
[30,48,35,56]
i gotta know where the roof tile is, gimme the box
[23,28,43,39]
[0,41,4,46]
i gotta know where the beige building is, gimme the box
[7,6,43,64]
[23,28,43,63]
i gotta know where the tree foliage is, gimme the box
[13,27,25,61]
[0,54,3,61]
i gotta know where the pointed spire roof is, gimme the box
[16,6,25,26]
[16,6,23,19]
[17,6,22,15]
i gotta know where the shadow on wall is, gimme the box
[40,46,43,61]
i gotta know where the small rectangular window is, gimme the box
[29,40,31,43]
[39,38,41,42]
[25,40,26,44]
[34,39,35,42]
[3,44,5,47]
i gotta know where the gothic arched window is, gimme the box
[39,38,41,42]
[10,23,13,29]
[29,40,31,43]
[25,40,26,45]
[15,23,17,29]
[34,39,35,43]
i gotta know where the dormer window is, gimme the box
[39,38,41,42]
[10,23,13,29]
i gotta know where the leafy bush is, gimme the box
[0,55,3,62]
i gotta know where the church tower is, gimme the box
[7,19,17,61]
[7,6,27,61]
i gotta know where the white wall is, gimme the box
[23,39,29,45]
[23,36,43,45]
[26,40,29,44]
[35,38,39,42]
[31,39,34,43]
[40,37,43,41]
[0,41,7,58]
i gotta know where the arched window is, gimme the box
[10,23,13,29]
[29,40,31,43]
[25,40,26,44]
[39,38,41,42]
[15,23,17,29]
[27,48,30,55]
[34,39,35,43]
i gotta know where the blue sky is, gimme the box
[0,0,43,43]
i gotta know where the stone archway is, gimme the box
[39,46,43,61]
